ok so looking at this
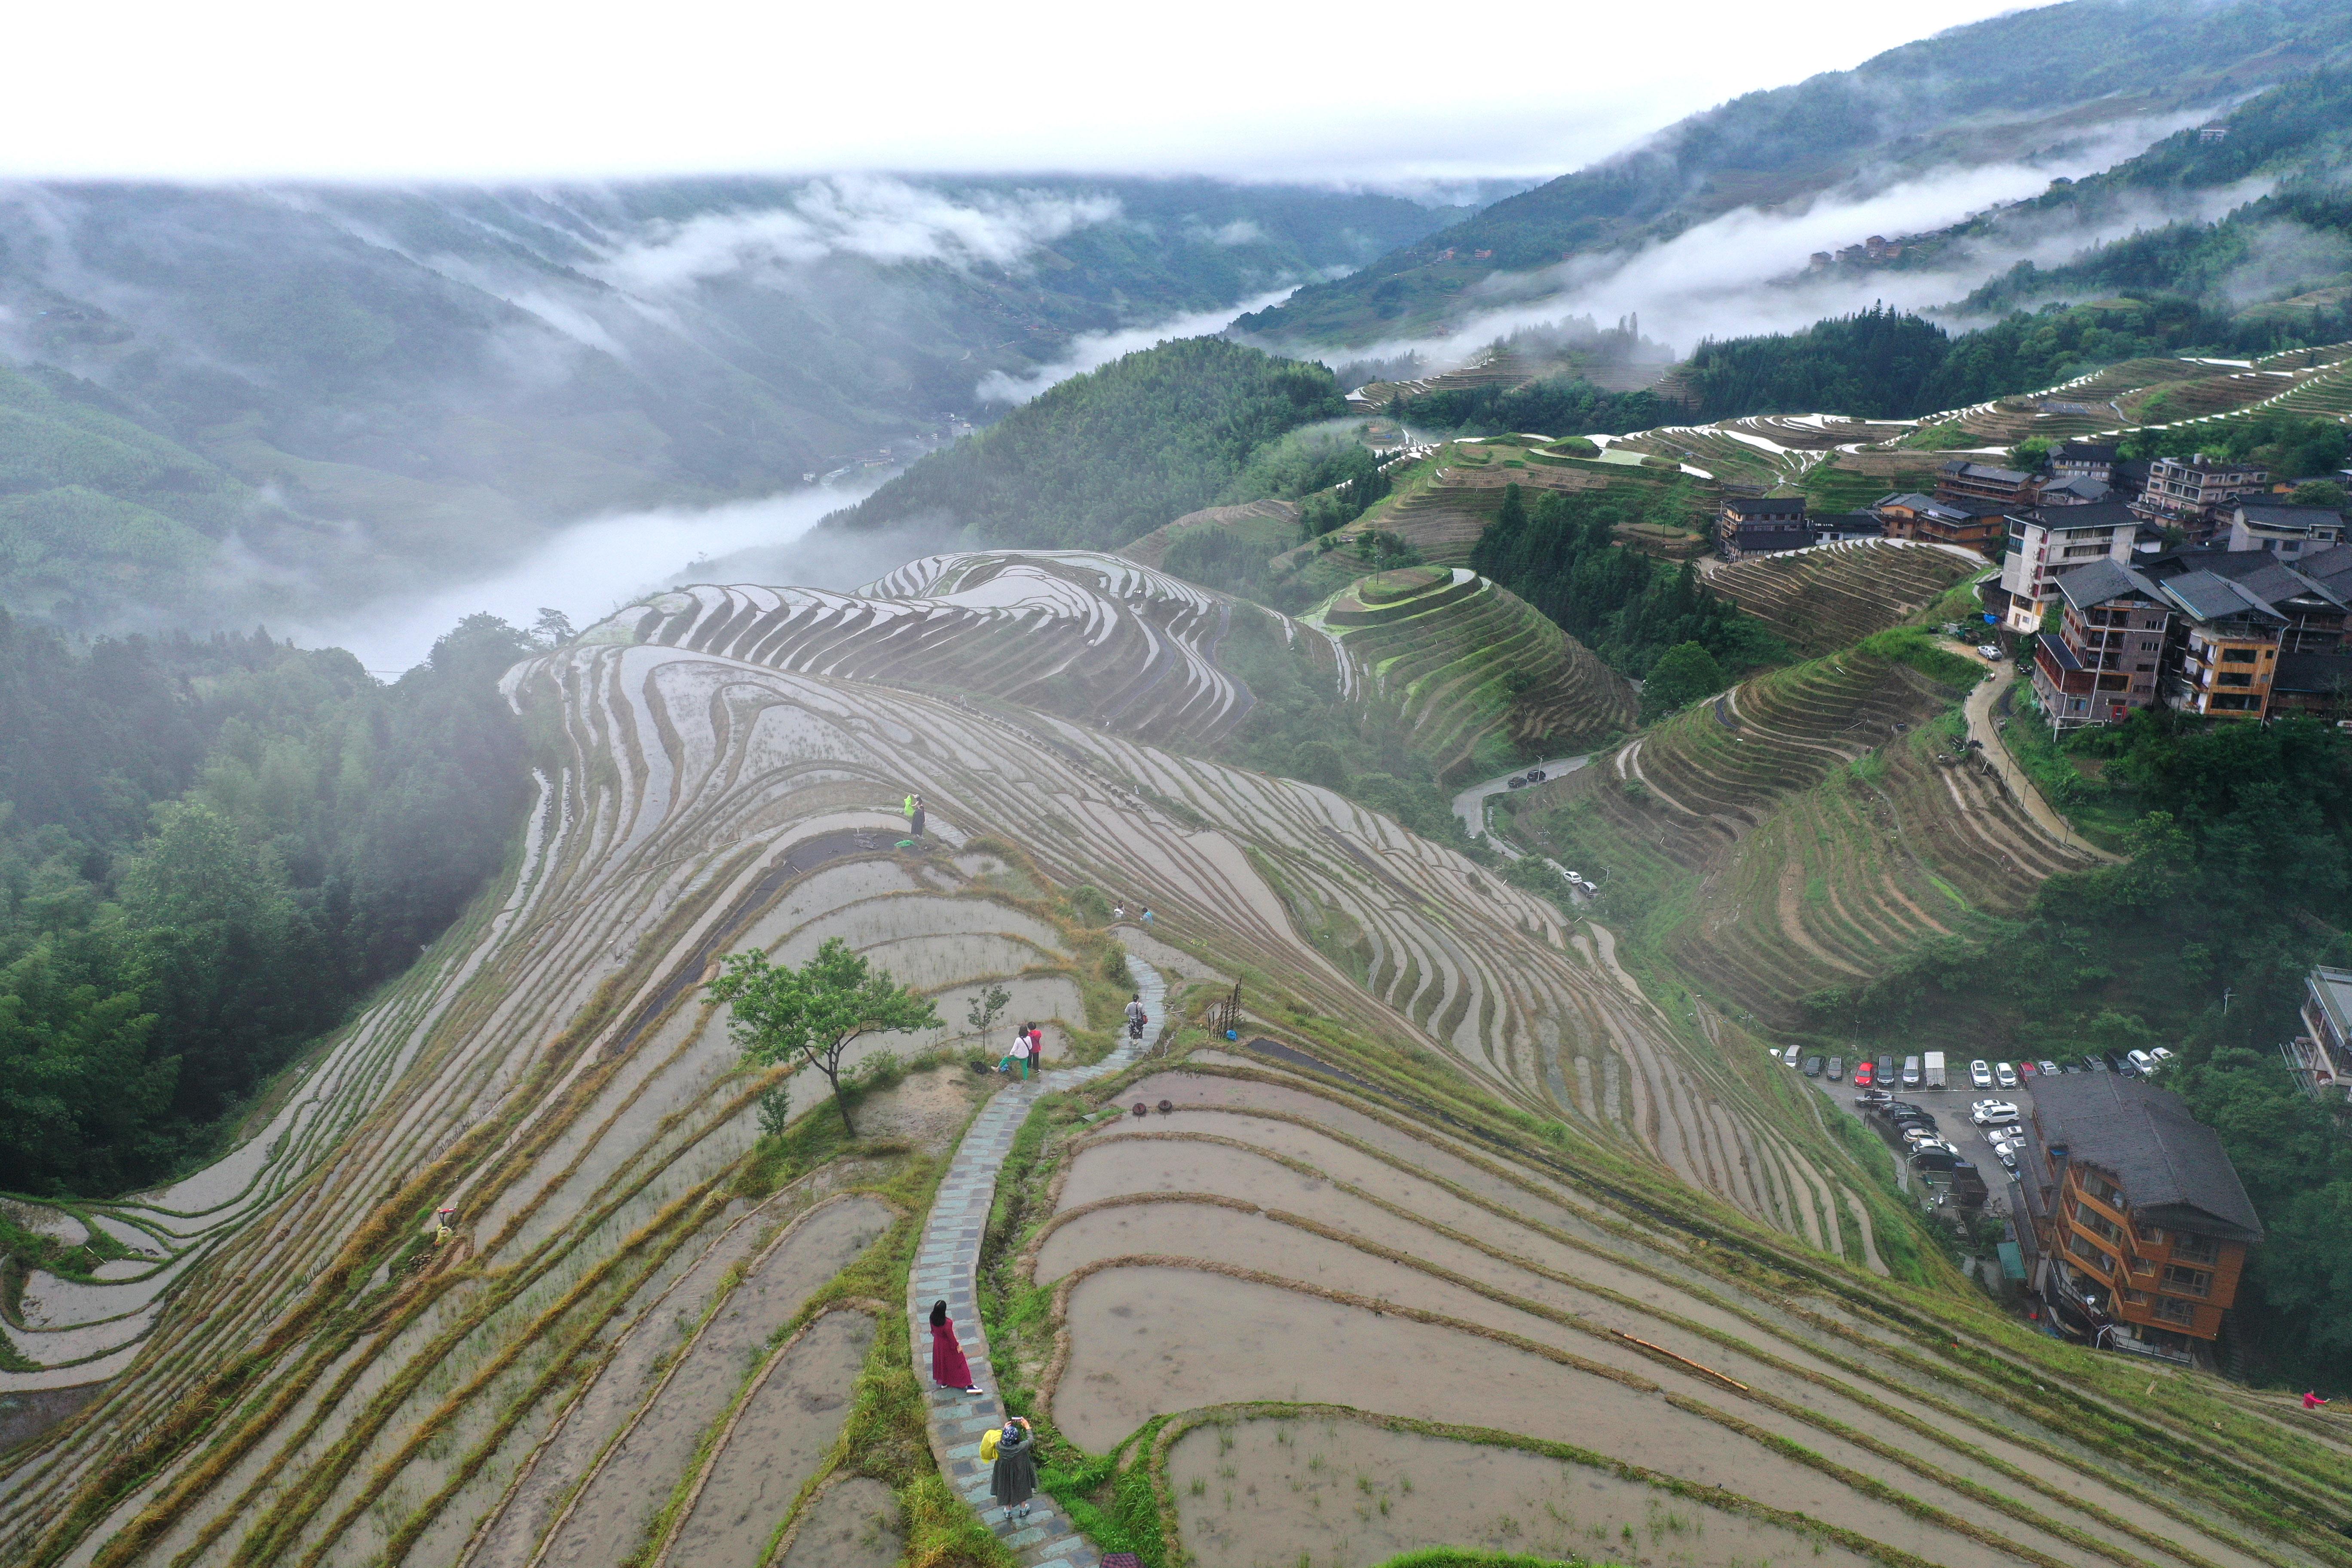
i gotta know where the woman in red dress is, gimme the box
[930,1300,983,1394]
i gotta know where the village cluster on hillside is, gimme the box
[1718,441,2352,728]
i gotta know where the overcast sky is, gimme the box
[12,0,2062,186]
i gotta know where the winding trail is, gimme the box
[1962,660,2120,864]
[908,954,1167,1568]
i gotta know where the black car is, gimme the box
[2114,1054,2142,1078]
[1803,1055,1824,1077]
[1877,1054,1896,1081]
[2082,1054,2109,1073]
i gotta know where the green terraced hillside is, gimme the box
[2,543,2344,1568]
[1312,566,1637,781]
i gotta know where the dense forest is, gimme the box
[1470,484,1785,678]
[0,612,536,1194]
[1808,714,2352,1388]
[831,339,1348,549]
[1678,297,2352,422]
[1394,373,1674,438]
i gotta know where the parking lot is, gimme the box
[1798,1056,2037,1218]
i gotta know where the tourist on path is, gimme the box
[990,1416,1038,1521]
[928,1301,983,1395]
[998,1026,1032,1079]
[1026,1023,1045,1073]
[1125,994,1148,1041]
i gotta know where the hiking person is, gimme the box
[1025,1023,1044,1076]
[998,1025,1031,1076]
[1125,994,1148,1042]
[990,1415,1038,1521]
[928,1301,983,1396]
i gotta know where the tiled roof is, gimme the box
[2055,558,2160,610]
[2159,570,2287,625]
[2030,1075,2263,1241]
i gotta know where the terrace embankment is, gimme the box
[1014,1064,2347,1568]
[1528,643,2095,1038]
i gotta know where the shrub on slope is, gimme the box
[834,338,1346,549]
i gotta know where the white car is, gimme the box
[1994,1061,2018,1088]
[1970,1060,1993,1089]
[1972,1103,2021,1127]
[2151,1047,2175,1065]
[1977,643,2001,659]
[1993,1144,2020,1171]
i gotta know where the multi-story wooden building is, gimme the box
[1717,495,1809,560]
[2023,1075,2262,1355]
[1937,459,2041,509]
[2030,558,2170,729]
[2134,454,2268,539]
[2143,545,2351,655]
[2153,569,2287,719]
[1872,492,2008,555]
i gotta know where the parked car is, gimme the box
[1977,643,2000,659]
[2082,1054,2109,1073]
[1855,1089,1891,1107]
[1972,1103,2020,1126]
[2039,1060,2061,1077]
[1803,1055,1824,1077]
[1994,1061,2018,1088]
[2126,1048,2157,1077]
[1852,1060,1874,1088]
[2058,1060,2080,1073]
[1877,1054,1896,1083]
[2017,1060,2038,1080]
[1969,1060,1993,1089]
[2116,1053,2143,1078]
[1826,1056,1844,1081]
[1910,1145,1966,1171]
[2150,1047,2175,1066]
[1783,1045,1800,1066]
[1902,1056,1922,1087]
[1993,1144,2019,1172]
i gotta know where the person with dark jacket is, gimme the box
[990,1415,1037,1520]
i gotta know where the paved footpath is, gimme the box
[908,954,1167,1568]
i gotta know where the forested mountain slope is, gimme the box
[1241,0,2352,346]
[829,338,1351,548]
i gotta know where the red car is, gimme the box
[2018,1060,2039,1079]
[1852,1060,1874,1088]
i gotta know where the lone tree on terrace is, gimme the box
[708,938,939,1136]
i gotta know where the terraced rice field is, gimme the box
[1313,568,1636,779]
[1542,646,2092,1032]
[0,571,1954,1560]
[1018,1063,2352,1568]
[1706,542,1984,656]
[1114,498,1300,571]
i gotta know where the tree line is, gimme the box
[832,338,1348,550]
[1470,484,1785,687]
[0,611,537,1194]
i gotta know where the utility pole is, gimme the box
[2222,987,2234,1016]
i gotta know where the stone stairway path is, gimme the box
[909,953,1167,1568]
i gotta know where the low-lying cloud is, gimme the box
[600,176,1122,291]
[974,285,1300,404]
[1283,112,2254,383]
[292,483,885,674]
